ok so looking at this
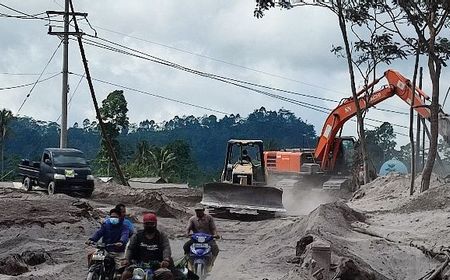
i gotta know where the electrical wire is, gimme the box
[89,24,412,115]
[0,72,60,91]
[56,72,85,122]
[0,71,60,76]
[84,35,333,114]
[0,4,410,115]
[84,35,409,116]
[69,72,231,116]
[0,3,63,22]
[17,40,63,114]
[0,4,47,18]
[80,37,335,114]
[81,36,413,130]
[90,25,350,96]
[78,37,413,136]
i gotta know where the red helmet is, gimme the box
[143,213,157,223]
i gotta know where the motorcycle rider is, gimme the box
[183,205,219,268]
[115,203,135,237]
[86,208,130,269]
[121,212,173,280]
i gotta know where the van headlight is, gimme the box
[54,174,66,180]
[87,175,95,180]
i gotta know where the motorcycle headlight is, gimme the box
[91,253,105,261]
[54,174,66,180]
[181,267,188,276]
[132,268,146,279]
[87,175,95,180]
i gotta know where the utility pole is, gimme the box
[46,5,86,148]
[60,0,69,148]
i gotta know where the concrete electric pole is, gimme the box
[47,2,86,148]
[60,0,69,148]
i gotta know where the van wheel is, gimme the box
[47,181,56,195]
[23,177,32,191]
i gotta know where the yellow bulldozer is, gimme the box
[201,139,285,217]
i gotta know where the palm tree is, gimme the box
[149,147,177,181]
[0,109,13,180]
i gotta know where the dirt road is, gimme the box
[1,175,449,279]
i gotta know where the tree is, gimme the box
[396,1,450,192]
[368,1,450,191]
[82,118,90,130]
[254,0,393,184]
[0,109,13,179]
[97,90,129,174]
[149,147,177,180]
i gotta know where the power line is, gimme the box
[80,37,336,114]
[56,72,85,122]
[69,72,232,116]
[0,72,60,91]
[0,3,47,18]
[0,4,63,22]
[80,36,413,130]
[90,25,350,96]
[0,4,409,115]
[82,36,412,126]
[83,35,409,116]
[86,24,411,115]
[0,71,60,76]
[17,40,63,114]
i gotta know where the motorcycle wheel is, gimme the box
[86,268,101,280]
[194,263,205,279]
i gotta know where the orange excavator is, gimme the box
[264,69,450,189]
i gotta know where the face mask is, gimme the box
[144,225,157,233]
[109,217,119,225]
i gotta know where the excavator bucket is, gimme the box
[201,182,285,215]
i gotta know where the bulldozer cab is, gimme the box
[221,139,267,185]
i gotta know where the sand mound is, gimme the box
[0,188,100,278]
[0,250,54,276]
[265,201,437,280]
[351,173,445,213]
[91,181,200,219]
[0,188,96,226]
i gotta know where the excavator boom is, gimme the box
[264,69,450,190]
[315,69,436,171]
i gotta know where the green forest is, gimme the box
[0,90,318,185]
[1,90,442,186]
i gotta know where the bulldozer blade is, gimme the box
[201,182,286,213]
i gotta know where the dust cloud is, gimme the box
[269,176,349,216]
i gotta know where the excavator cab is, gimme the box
[332,137,356,175]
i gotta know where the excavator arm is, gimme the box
[315,69,432,171]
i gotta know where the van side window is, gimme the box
[43,153,51,164]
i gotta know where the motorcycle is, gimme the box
[131,261,160,280]
[187,233,216,279]
[86,243,117,280]
[131,260,192,280]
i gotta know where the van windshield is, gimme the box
[52,152,88,167]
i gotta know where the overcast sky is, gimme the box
[1,0,450,146]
